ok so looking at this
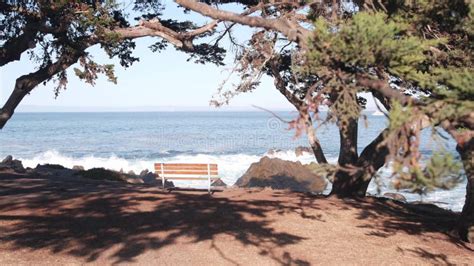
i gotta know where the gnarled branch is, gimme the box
[111,19,218,52]
[175,0,311,49]
[0,50,84,129]
[1,17,219,128]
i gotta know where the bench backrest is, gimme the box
[154,163,218,178]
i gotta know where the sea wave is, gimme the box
[18,150,263,186]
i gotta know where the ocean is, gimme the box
[0,111,466,211]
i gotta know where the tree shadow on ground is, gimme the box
[337,196,474,252]
[0,173,316,264]
[397,247,456,265]
[1,173,471,264]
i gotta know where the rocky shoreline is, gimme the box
[0,154,410,203]
[0,153,328,193]
[0,155,173,187]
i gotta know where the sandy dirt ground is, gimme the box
[0,172,472,265]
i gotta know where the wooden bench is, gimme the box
[154,163,219,193]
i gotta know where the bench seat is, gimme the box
[154,163,219,193]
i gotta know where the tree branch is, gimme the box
[0,51,84,129]
[357,128,389,170]
[0,17,219,128]
[111,19,218,52]
[371,90,391,112]
[358,75,474,131]
[0,22,39,67]
[269,60,303,108]
[357,75,412,106]
[269,59,328,164]
[175,0,311,49]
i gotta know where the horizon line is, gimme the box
[16,105,295,112]
[16,105,381,112]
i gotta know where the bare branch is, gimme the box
[112,19,218,52]
[356,76,412,106]
[175,0,311,49]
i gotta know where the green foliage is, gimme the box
[463,2,474,36]
[302,1,473,195]
[391,0,470,34]
[387,101,413,130]
[303,11,439,134]
[432,68,474,100]
[73,57,117,85]
[393,150,463,195]
[308,12,438,86]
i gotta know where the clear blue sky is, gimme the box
[0,1,379,112]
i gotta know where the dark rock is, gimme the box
[211,178,227,187]
[141,172,159,184]
[235,157,326,192]
[0,155,25,173]
[34,164,76,178]
[383,192,407,202]
[163,180,175,188]
[140,172,174,188]
[140,169,149,176]
[36,164,66,170]
[76,168,128,182]
[31,164,78,177]
[1,155,13,164]
[295,146,313,157]
[72,165,85,171]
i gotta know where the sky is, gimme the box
[0,1,380,112]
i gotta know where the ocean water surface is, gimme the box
[0,111,466,211]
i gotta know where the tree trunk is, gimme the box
[458,138,474,243]
[0,52,82,129]
[337,117,359,165]
[302,111,328,164]
[331,170,368,197]
[331,128,389,197]
[0,84,31,129]
[331,117,360,196]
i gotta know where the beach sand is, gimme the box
[0,171,472,265]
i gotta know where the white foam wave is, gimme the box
[19,150,264,187]
[19,150,330,185]
[263,149,338,164]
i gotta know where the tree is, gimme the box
[175,0,392,194]
[175,0,473,242]
[0,0,224,129]
[2,0,472,242]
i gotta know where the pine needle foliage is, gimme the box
[303,1,473,193]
